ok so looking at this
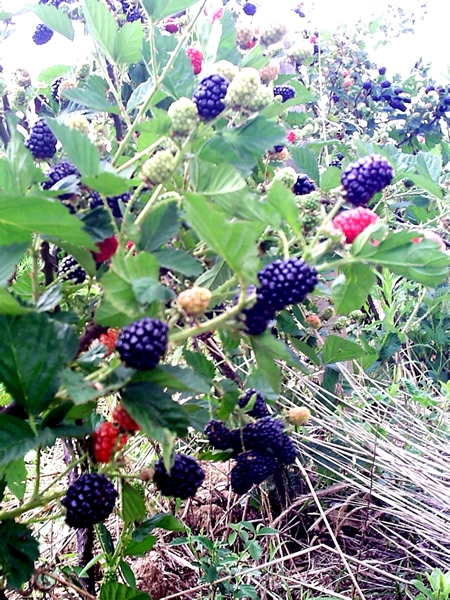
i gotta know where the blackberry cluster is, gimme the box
[42,161,79,199]
[153,453,205,499]
[293,174,316,195]
[238,388,270,418]
[192,74,229,120]
[61,473,118,528]
[58,255,86,284]
[243,2,257,15]
[32,24,54,45]
[273,85,296,103]
[89,191,131,219]
[341,154,394,206]
[116,317,168,370]
[25,118,57,159]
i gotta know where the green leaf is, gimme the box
[142,0,201,22]
[3,458,27,501]
[0,416,37,466]
[100,582,151,600]
[291,147,320,184]
[63,75,120,114]
[82,0,117,62]
[46,119,100,177]
[184,193,260,283]
[96,523,115,555]
[123,535,156,557]
[5,115,44,194]
[322,335,366,364]
[396,171,442,198]
[196,161,247,197]
[154,248,203,277]
[0,314,78,414]
[121,481,146,524]
[0,288,31,315]
[265,181,301,235]
[251,332,305,393]
[115,22,144,64]
[184,350,215,381]
[60,370,103,405]
[119,561,136,588]
[0,195,94,248]
[122,382,190,441]
[136,364,211,394]
[331,263,376,315]
[138,202,181,252]
[320,166,342,192]
[33,3,74,40]
[133,514,186,542]
[0,521,39,589]
[82,172,131,196]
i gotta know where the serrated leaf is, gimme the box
[6,115,44,194]
[320,166,342,192]
[0,521,39,589]
[100,582,151,600]
[0,288,31,315]
[33,3,74,40]
[121,481,146,523]
[291,146,320,184]
[184,193,259,283]
[322,335,366,364]
[331,263,376,315]
[3,458,27,501]
[82,172,131,196]
[0,416,37,466]
[0,314,78,414]
[46,119,100,177]
[82,0,117,62]
[142,0,201,22]
[63,76,120,114]
[265,181,301,235]
[184,350,215,381]
[133,513,185,542]
[196,162,247,197]
[60,369,102,405]
[135,364,211,394]
[123,535,156,557]
[154,248,203,277]
[115,21,144,64]
[138,202,181,252]
[0,195,95,248]
[122,382,190,441]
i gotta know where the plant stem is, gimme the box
[0,490,64,521]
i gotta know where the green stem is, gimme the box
[30,234,41,305]
[0,490,65,522]
[31,446,42,500]
[112,0,207,166]
[39,452,89,496]
[134,183,164,227]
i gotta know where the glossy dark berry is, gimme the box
[90,192,131,219]
[51,76,64,101]
[330,159,342,169]
[394,87,403,95]
[153,453,205,499]
[378,67,386,75]
[42,161,79,199]
[25,118,57,160]
[230,450,277,494]
[292,174,316,195]
[273,145,285,153]
[32,24,54,45]
[257,258,318,312]
[238,388,270,419]
[341,154,394,207]
[230,416,285,456]
[273,85,296,103]
[381,80,391,88]
[205,420,233,450]
[242,299,276,336]
[274,435,298,464]
[389,99,406,112]
[57,255,86,284]
[425,85,435,93]
[116,317,168,371]
[61,473,118,528]
[362,81,372,91]
[126,6,145,21]
[192,73,229,120]
[243,2,257,15]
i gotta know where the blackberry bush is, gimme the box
[116,317,168,370]
[61,473,118,528]
[153,453,205,499]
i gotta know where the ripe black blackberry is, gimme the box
[192,74,229,120]
[204,420,232,450]
[243,2,257,15]
[89,191,131,219]
[238,388,270,419]
[257,257,318,312]
[274,434,298,465]
[58,255,86,284]
[230,450,277,494]
[330,159,342,169]
[42,161,80,199]
[293,174,316,195]
[273,85,296,103]
[51,76,64,102]
[229,416,285,457]
[153,453,205,499]
[242,299,276,336]
[25,118,57,160]
[61,473,118,528]
[126,6,145,21]
[32,24,54,45]
[273,145,285,153]
[116,317,168,370]
[341,154,394,206]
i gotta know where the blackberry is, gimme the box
[230,416,285,456]
[341,154,394,207]
[205,420,232,450]
[389,99,406,112]
[243,2,257,15]
[273,85,296,103]
[153,453,205,499]
[192,74,229,120]
[394,87,403,95]
[242,299,276,336]
[273,145,285,153]
[32,24,54,45]
[330,159,342,168]
[274,434,298,464]
[61,473,118,528]
[378,67,386,75]
[126,6,145,21]
[293,174,316,195]
[91,192,132,219]
[58,255,86,284]
[25,118,57,160]
[51,76,64,102]
[238,388,270,419]
[381,80,391,88]
[257,257,318,312]
[230,450,277,494]
[362,80,372,91]
[42,161,79,199]
[116,317,168,371]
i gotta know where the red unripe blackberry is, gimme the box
[186,47,203,75]
[153,453,205,499]
[25,118,57,160]
[238,388,270,419]
[93,421,128,463]
[341,154,394,206]
[116,317,168,371]
[112,404,141,433]
[92,236,118,263]
[61,473,118,528]
[332,207,379,243]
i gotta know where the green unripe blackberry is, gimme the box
[260,23,287,46]
[213,60,239,83]
[273,167,297,188]
[246,85,273,111]
[320,306,334,322]
[300,192,321,211]
[141,150,176,185]
[288,40,314,64]
[302,212,321,231]
[225,68,261,108]
[168,97,199,135]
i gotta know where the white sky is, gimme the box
[0,0,449,83]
